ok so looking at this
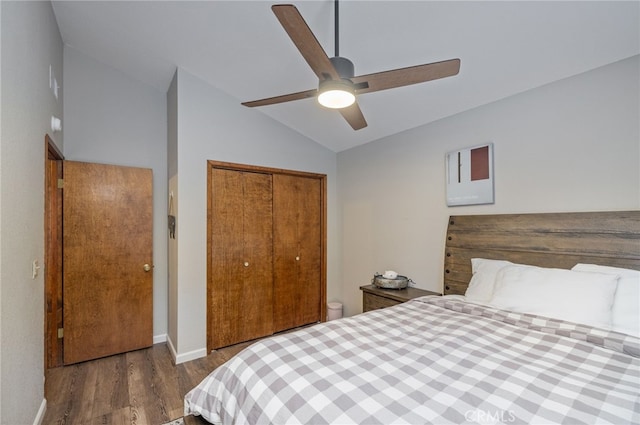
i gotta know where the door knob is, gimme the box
[143,264,152,272]
[244,262,249,267]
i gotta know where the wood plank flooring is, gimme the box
[43,341,253,425]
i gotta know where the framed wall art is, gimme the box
[446,143,494,206]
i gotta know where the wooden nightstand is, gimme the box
[360,284,441,312]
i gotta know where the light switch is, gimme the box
[32,260,40,279]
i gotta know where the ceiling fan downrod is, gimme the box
[331,0,354,80]
[334,0,339,57]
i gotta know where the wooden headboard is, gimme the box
[443,211,640,295]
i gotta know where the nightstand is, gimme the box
[360,284,441,312]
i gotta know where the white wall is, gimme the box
[63,47,168,341]
[169,69,339,362]
[338,56,640,317]
[0,1,63,423]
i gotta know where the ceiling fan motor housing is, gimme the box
[329,56,354,79]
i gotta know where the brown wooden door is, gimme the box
[273,174,322,332]
[208,168,273,350]
[45,137,64,369]
[63,161,153,364]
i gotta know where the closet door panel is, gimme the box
[209,168,273,350]
[272,191,298,332]
[273,174,321,332]
[296,176,322,325]
[241,171,274,341]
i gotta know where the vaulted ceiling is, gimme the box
[51,1,639,152]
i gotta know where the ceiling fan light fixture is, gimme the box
[317,79,355,109]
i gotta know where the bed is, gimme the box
[185,211,640,424]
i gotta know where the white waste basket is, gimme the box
[327,302,343,321]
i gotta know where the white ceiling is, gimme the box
[51,1,639,152]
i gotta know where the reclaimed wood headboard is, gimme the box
[443,211,640,295]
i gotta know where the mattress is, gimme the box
[185,296,639,424]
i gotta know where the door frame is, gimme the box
[44,134,64,369]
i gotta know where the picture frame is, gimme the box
[446,143,494,206]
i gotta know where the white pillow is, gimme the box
[464,258,513,304]
[490,264,619,329]
[572,264,640,337]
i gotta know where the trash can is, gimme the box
[327,302,343,321]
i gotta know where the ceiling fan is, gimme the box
[242,1,461,130]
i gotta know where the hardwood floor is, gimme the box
[42,341,254,425]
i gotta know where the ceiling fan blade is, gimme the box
[352,59,460,95]
[242,88,317,107]
[272,5,340,81]
[339,102,367,130]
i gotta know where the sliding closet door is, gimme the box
[272,174,322,332]
[208,167,273,350]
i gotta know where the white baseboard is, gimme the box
[166,335,178,362]
[33,398,47,425]
[175,347,207,364]
[153,333,167,344]
[166,334,207,365]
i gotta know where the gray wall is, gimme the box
[167,72,179,350]
[338,56,640,317]
[0,1,63,423]
[168,69,340,362]
[63,47,168,341]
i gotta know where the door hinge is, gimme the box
[57,328,64,339]
[57,179,64,189]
